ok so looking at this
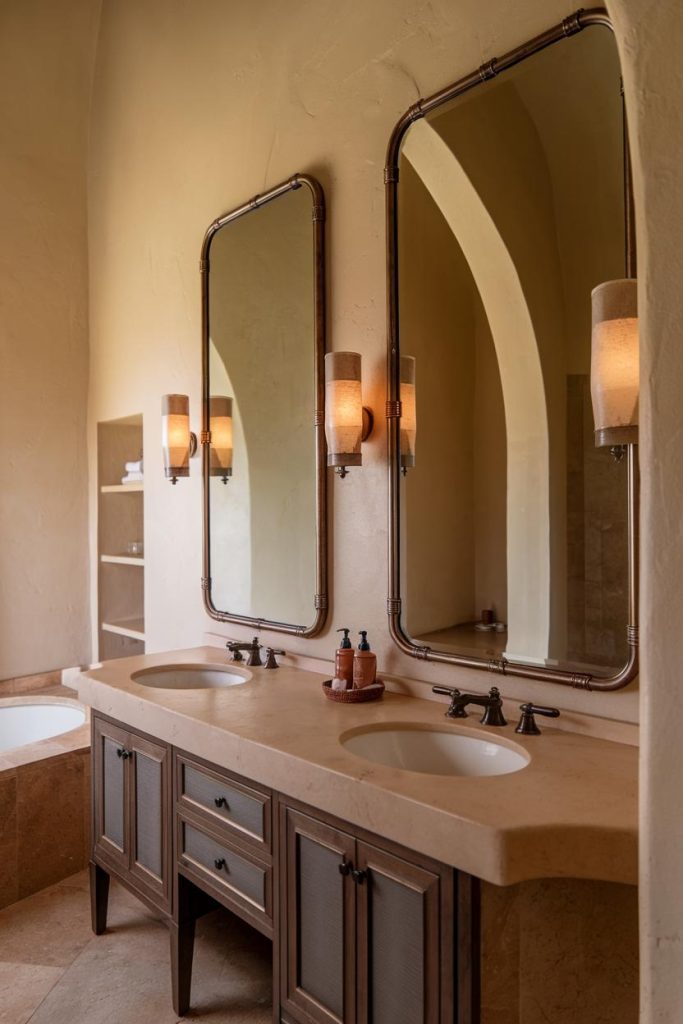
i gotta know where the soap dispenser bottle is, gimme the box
[335,628,354,687]
[353,631,377,689]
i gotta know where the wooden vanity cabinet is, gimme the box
[279,799,477,1024]
[91,714,172,917]
[90,714,479,1023]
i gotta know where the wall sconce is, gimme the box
[209,395,233,484]
[324,351,374,478]
[591,279,639,458]
[400,355,416,475]
[161,394,197,484]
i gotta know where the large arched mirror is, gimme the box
[386,10,639,689]
[201,174,327,636]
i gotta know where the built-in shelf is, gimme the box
[98,414,145,662]
[100,554,145,567]
[101,618,146,642]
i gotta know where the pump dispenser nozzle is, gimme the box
[336,628,352,649]
[358,631,370,651]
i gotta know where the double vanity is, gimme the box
[77,646,637,1023]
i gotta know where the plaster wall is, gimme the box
[84,2,683,1016]
[86,0,643,722]
[0,0,100,679]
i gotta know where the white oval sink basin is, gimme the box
[131,665,249,690]
[341,726,529,777]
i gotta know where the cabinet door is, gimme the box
[355,842,441,1024]
[92,717,130,874]
[281,806,356,1024]
[129,732,171,910]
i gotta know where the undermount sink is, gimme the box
[131,664,249,690]
[341,725,529,778]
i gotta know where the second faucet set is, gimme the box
[432,685,560,735]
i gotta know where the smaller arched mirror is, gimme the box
[386,10,639,689]
[201,174,327,636]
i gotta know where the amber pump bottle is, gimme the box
[335,628,354,687]
[353,631,377,689]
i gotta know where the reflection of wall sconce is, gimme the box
[400,355,416,475]
[162,394,197,483]
[209,395,233,484]
[591,279,639,458]
[324,351,374,478]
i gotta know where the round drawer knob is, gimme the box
[214,796,228,809]
[214,857,226,871]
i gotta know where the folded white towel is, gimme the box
[124,460,143,472]
[121,472,144,484]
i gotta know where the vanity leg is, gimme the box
[170,918,196,1017]
[89,861,110,935]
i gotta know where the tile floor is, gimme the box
[0,870,272,1024]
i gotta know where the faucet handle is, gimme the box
[225,640,244,662]
[431,686,466,718]
[264,648,285,670]
[515,703,560,736]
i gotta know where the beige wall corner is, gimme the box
[0,0,101,679]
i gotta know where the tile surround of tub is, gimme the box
[0,669,90,910]
[0,670,64,696]
[0,749,90,911]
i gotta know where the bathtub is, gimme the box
[0,693,91,910]
[0,700,86,754]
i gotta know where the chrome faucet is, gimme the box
[226,636,263,667]
[432,685,507,726]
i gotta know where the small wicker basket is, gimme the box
[322,679,385,703]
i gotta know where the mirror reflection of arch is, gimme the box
[207,185,317,627]
[397,25,630,675]
[208,346,251,614]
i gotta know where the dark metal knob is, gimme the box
[351,868,367,884]
[338,860,352,876]
[515,703,560,736]
[214,858,226,871]
[116,748,131,759]
[214,796,228,809]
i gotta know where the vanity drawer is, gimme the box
[175,753,271,851]
[177,815,272,930]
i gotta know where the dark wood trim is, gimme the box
[89,860,110,935]
[456,874,481,1024]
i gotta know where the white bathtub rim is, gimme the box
[0,695,90,773]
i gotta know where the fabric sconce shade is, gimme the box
[162,394,192,483]
[325,352,363,471]
[400,355,416,472]
[591,279,639,447]
[210,395,233,483]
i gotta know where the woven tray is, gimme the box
[322,679,385,703]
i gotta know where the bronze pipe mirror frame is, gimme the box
[384,8,640,691]
[200,173,328,637]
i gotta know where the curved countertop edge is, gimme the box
[75,647,638,888]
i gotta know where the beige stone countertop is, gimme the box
[76,646,637,887]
